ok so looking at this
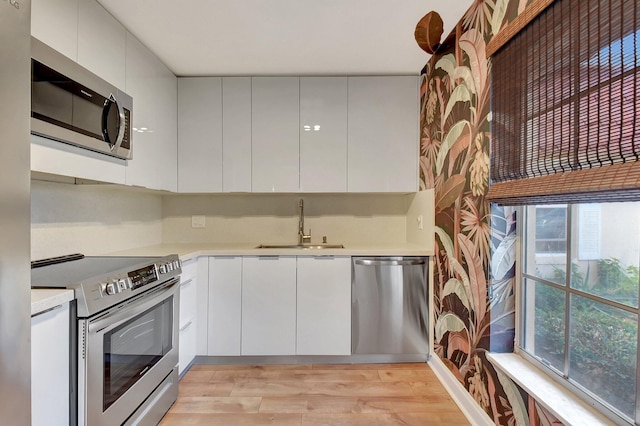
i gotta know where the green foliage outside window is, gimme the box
[534,258,639,418]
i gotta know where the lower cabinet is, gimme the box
[178,259,198,375]
[296,256,351,355]
[241,256,297,355]
[208,257,242,355]
[206,255,351,357]
[32,302,70,426]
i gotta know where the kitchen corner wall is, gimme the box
[31,180,163,260]
[418,0,563,424]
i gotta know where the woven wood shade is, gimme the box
[488,0,640,205]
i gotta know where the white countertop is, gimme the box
[107,242,433,261]
[31,243,431,314]
[31,289,74,316]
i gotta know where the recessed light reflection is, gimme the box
[132,127,152,133]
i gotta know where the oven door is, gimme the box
[78,278,179,426]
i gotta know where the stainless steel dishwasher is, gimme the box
[352,257,429,355]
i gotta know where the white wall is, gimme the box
[161,193,411,245]
[31,180,163,260]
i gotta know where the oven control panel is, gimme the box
[99,259,181,297]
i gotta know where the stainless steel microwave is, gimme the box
[31,37,133,160]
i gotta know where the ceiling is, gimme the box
[97,1,474,77]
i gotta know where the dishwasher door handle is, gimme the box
[354,258,426,266]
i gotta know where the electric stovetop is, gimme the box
[30,253,181,317]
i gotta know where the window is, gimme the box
[488,0,640,423]
[521,202,640,423]
[534,206,567,254]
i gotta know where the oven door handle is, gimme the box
[88,278,179,334]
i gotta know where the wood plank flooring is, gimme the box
[160,363,470,425]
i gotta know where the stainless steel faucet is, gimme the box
[298,199,311,244]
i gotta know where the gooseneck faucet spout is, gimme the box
[298,199,311,244]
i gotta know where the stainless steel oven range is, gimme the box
[31,254,181,426]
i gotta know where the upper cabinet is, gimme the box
[177,77,253,193]
[31,0,78,61]
[32,0,126,87]
[177,77,223,193]
[222,77,252,192]
[299,77,348,192]
[30,0,128,185]
[77,0,126,89]
[31,0,177,189]
[251,77,300,192]
[347,76,419,193]
[125,33,178,192]
[176,75,418,194]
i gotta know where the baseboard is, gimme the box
[428,356,495,426]
[194,354,429,365]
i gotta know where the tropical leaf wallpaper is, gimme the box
[419,0,564,424]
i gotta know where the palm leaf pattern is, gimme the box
[419,0,552,424]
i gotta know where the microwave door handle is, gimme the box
[102,93,126,152]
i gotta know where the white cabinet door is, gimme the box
[299,77,348,192]
[31,303,70,426]
[178,77,223,193]
[242,256,297,355]
[31,0,78,61]
[208,257,242,355]
[125,33,178,192]
[178,269,197,375]
[77,0,126,89]
[297,256,351,355]
[251,77,299,192]
[222,77,252,192]
[347,76,419,192]
[178,318,196,376]
[196,257,210,356]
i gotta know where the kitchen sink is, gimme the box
[255,243,345,249]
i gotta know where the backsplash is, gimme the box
[31,180,163,260]
[31,182,433,259]
[162,193,425,245]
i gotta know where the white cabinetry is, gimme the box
[77,0,126,89]
[194,258,210,356]
[177,77,223,192]
[347,76,419,192]
[179,257,209,371]
[178,265,197,375]
[31,0,78,61]
[125,33,178,192]
[222,77,252,192]
[296,256,351,355]
[31,0,126,87]
[30,0,130,184]
[208,257,242,355]
[31,0,178,189]
[251,77,300,192]
[299,77,348,192]
[31,303,70,426]
[241,256,297,355]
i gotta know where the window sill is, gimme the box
[486,353,614,425]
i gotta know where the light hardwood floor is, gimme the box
[160,363,470,425]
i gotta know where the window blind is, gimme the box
[488,0,640,205]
